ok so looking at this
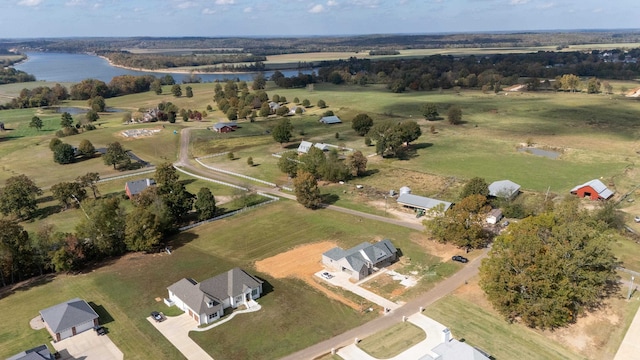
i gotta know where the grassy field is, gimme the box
[0,200,441,359]
[357,322,425,358]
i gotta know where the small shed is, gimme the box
[125,178,155,199]
[319,115,342,124]
[570,179,614,200]
[486,209,503,224]
[297,141,313,154]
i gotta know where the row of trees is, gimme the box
[0,164,218,285]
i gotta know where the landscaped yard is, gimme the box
[357,322,425,358]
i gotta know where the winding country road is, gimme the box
[174,127,487,359]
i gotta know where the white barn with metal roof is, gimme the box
[396,193,452,213]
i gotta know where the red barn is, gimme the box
[570,179,614,200]
[213,122,238,133]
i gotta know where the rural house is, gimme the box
[39,298,99,342]
[7,345,54,360]
[488,180,521,200]
[322,239,398,281]
[396,193,452,214]
[297,140,313,154]
[212,122,238,133]
[319,115,342,124]
[570,179,614,200]
[125,178,155,199]
[167,268,263,325]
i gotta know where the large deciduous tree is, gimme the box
[0,175,42,220]
[171,84,182,97]
[421,103,439,120]
[75,197,126,257]
[60,112,74,128]
[51,181,87,210]
[272,118,293,145]
[480,202,619,329]
[53,143,76,164]
[447,106,462,125]
[397,120,422,146]
[352,113,374,136]
[77,172,100,199]
[0,220,32,285]
[277,151,300,178]
[293,170,322,209]
[345,150,368,177]
[88,96,106,112]
[459,177,489,199]
[426,194,491,250]
[124,207,163,252]
[77,139,96,158]
[102,142,130,170]
[194,187,216,221]
[367,121,403,158]
[29,116,43,131]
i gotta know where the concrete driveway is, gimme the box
[317,270,400,311]
[148,313,214,360]
[337,313,447,360]
[52,328,123,360]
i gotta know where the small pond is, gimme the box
[518,147,562,159]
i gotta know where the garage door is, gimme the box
[74,320,95,335]
[59,328,73,340]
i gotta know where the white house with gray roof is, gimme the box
[167,268,263,325]
[39,298,99,342]
[322,239,398,281]
[7,344,54,360]
[396,193,452,214]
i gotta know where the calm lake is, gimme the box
[14,52,314,83]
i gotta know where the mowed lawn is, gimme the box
[0,200,435,359]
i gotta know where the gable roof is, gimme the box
[428,339,490,360]
[488,180,521,198]
[570,179,614,199]
[314,143,330,151]
[319,115,342,124]
[297,141,313,153]
[167,268,263,316]
[213,122,237,130]
[39,298,99,334]
[397,193,452,212]
[323,240,397,272]
[7,345,54,360]
[125,178,155,196]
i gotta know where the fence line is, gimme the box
[173,165,248,191]
[97,168,156,183]
[179,193,279,231]
[195,158,278,188]
[198,151,230,160]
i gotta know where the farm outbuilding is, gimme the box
[396,193,452,214]
[39,298,99,342]
[319,115,342,124]
[570,179,614,200]
[488,180,521,200]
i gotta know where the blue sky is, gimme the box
[1,0,639,38]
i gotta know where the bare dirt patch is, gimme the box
[407,232,461,261]
[255,241,361,310]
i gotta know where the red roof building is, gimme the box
[570,179,614,200]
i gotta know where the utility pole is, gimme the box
[629,276,635,300]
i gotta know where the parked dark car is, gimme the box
[452,255,469,263]
[94,325,106,335]
[151,311,165,322]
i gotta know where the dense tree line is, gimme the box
[0,67,35,84]
[99,51,267,70]
[0,165,217,286]
[315,50,640,92]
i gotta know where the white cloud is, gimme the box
[309,4,325,13]
[65,0,84,6]
[509,0,529,4]
[17,0,43,6]
[327,0,338,5]
[349,0,379,8]
[243,6,252,13]
[537,2,554,9]
[202,8,216,14]
[215,0,235,4]
[177,1,197,9]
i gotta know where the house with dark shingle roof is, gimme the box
[167,268,263,325]
[322,239,398,281]
[212,122,238,133]
[125,178,155,199]
[570,179,614,200]
[6,344,54,360]
[39,298,99,342]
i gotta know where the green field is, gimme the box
[1,200,437,359]
[357,322,425,358]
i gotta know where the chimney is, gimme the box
[442,328,451,343]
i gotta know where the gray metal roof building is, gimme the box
[396,193,452,212]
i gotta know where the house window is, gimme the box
[251,288,258,296]
[208,313,218,319]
